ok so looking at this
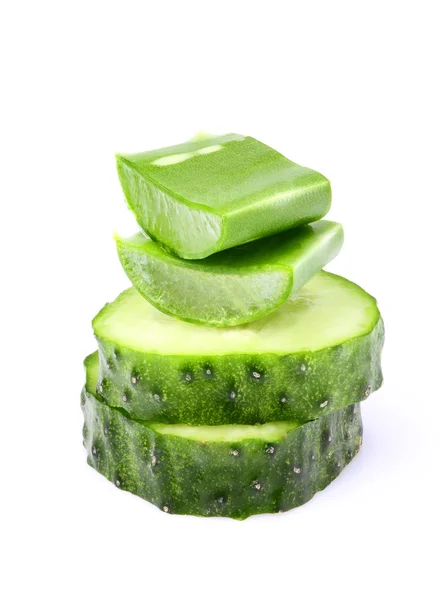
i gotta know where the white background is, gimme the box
[1,1,445,598]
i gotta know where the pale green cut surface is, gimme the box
[85,352,99,393]
[152,421,298,442]
[93,271,380,355]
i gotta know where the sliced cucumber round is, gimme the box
[116,134,331,259]
[82,353,363,519]
[116,221,343,327]
[92,271,383,425]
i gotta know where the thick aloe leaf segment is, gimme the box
[82,353,363,519]
[116,134,331,259]
[116,221,343,327]
[92,271,384,425]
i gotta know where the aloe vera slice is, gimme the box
[82,353,363,519]
[116,134,331,259]
[116,220,343,327]
[92,271,383,425]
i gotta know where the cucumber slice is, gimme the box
[92,271,383,425]
[82,353,363,519]
[116,134,331,259]
[116,221,343,327]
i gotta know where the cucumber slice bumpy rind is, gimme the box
[116,220,344,327]
[93,271,384,425]
[116,133,331,259]
[82,353,363,519]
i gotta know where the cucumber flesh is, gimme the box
[82,356,363,519]
[92,271,383,424]
[116,221,343,327]
[94,271,379,355]
[116,134,331,259]
[154,421,297,443]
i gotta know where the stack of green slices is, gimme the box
[82,133,384,519]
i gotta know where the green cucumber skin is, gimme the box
[115,221,343,327]
[82,388,363,519]
[116,134,331,259]
[96,318,383,425]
